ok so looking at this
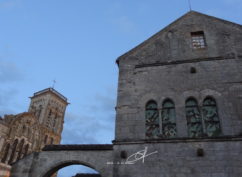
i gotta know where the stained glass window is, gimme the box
[186,98,203,138]
[161,99,177,138]
[145,100,160,138]
[202,97,221,137]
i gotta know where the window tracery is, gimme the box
[186,98,203,138]
[145,100,160,138]
[202,97,221,137]
[145,99,177,138]
[186,97,221,138]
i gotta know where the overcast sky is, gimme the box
[0,0,242,176]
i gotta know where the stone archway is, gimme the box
[42,160,101,177]
[11,145,113,177]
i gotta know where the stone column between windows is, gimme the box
[176,103,188,137]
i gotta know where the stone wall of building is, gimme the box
[115,58,242,141]
[115,11,242,141]
[113,137,242,177]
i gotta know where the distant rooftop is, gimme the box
[32,88,68,102]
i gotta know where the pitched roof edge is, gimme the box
[115,10,242,65]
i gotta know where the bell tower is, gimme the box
[29,88,69,146]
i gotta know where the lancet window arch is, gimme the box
[145,99,177,139]
[202,97,221,137]
[186,96,221,138]
[186,98,203,138]
[145,100,159,138]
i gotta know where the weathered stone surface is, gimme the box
[112,137,242,177]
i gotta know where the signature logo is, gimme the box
[125,147,158,164]
[106,147,158,165]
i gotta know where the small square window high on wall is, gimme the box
[191,31,206,49]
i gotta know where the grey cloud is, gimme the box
[0,88,19,117]
[61,89,116,144]
[94,93,116,113]
[61,112,114,144]
[0,88,18,105]
[0,60,23,83]
[113,16,136,33]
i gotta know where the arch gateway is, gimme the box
[11,145,113,177]
[11,11,242,177]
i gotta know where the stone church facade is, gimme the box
[0,88,68,177]
[10,11,242,177]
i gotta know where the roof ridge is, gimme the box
[116,10,242,65]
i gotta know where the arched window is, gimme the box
[145,100,159,138]
[17,139,24,160]
[1,143,10,163]
[161,99,176,138]
[186,98,203,138]
[202,97,221,137]
[8,139,18,164]
[23,144,29,156]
